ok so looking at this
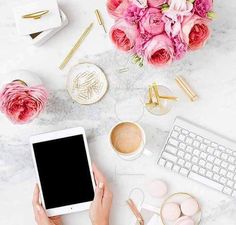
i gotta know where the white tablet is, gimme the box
[30,127,95,217]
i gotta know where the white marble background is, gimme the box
[0,0,236,225]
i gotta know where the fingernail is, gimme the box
[98,182,104,189]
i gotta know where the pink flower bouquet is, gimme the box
[107,0,215,67]
[0,81,48,124]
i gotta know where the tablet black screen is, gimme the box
[33,135,94,209]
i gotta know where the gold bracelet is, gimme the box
[22,10,49,20]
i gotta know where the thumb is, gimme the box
[35,204,50,225]
[94,182,104,204]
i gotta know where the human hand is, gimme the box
[32,184,62,225]
[89,164,113,225]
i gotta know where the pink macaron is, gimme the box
[162,202,181,221]
[147,180,168,198]
[181,198,199,216]
[175,216,195,225]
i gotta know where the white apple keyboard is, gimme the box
[157,117,236,197]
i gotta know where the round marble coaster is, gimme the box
[67,63,108,105]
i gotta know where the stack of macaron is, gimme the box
[162,197,199,225]
[147,179,200,225]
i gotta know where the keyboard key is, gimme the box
[182,129,189,135]
[185,153,191,161]
[219,146,226,151]
[177,150,185,158]
[203,139,211,145]
[174,126,181,131]
[192,156,199,164]
[162,152,177,162]
[158,158,166,167]
[232,191,236,197]
[199,168,206,175]
[178,134,186,142]
[196,136,203,142]
[213,174,220,181]
[206,162,213,170]
[220,177,227,184]
[214,158,222,166]
[185,162,192,169]
[189,172,224,192]
[189,132,196,138]
[221,153,228,160]
[227,180,234,188]
[220,169,227,176]
[227,172,234,180]
[192,165,199,172]
[207,155,215,162]
[186,137,193,145]
[214,150,221,157]
[206,171,213,178]
[200,143,207,151]
[223,187,232,195]
[228,165,235,172]
[211,142,218,148]
[213,166,220,173]
[178,159,185,166]
[168,138,179,146]
[173,165,180,172]
[180,168,189,176]
[221,161,228,168]
[166,161,173,169]
[179,143,186,150]
[193,149,200,156]
[199,160,206,167]
[200,152,207,159]
[193,141,200,148]
[228,156,235,164]
[171,131,179,139]
[225,149,233,154]
[186,146,193,153]
[207,147,214,154]
[166,145,178,155]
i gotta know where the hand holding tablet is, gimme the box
[30,127,96,216]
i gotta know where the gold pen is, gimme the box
[95,9,107,33]
[159,95,178,101]
[59,23,93,70]
[127,199,144,225]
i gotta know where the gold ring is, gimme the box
[22,10,49,20]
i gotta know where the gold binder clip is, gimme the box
[22,10,49,20]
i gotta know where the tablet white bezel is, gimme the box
[30,127,95,217]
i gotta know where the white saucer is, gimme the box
[67,63,108,105]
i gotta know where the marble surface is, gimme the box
[0,0,236,225]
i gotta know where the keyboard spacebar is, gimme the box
[188,172,224,192]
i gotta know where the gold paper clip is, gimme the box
[22,10,49,20]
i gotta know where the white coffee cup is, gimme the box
[109,121,152,160]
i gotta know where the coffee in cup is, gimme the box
[110,121,146,159]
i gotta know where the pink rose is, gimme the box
[107,0,130,19]
[167,0,193,15]
[110,19,138,51]
[182,15,211,50]
[124,4,146,25]
[194,0,213,18]
[0,81,48,124]
[140,8,165,35]
[147,0,167,8]
[144,34,174,67]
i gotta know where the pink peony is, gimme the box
[144,34,174,67]
[135,31,153,56]
[140,8,165,35]
[194,0,213,18]
[182,15,211,50]
[124,4,146,25]
[172,35,188,60]
[107,0,130,19]
[0,81,48,124]
[110,19,138,51]
[163,0,193,37]
[147,0,167,8]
